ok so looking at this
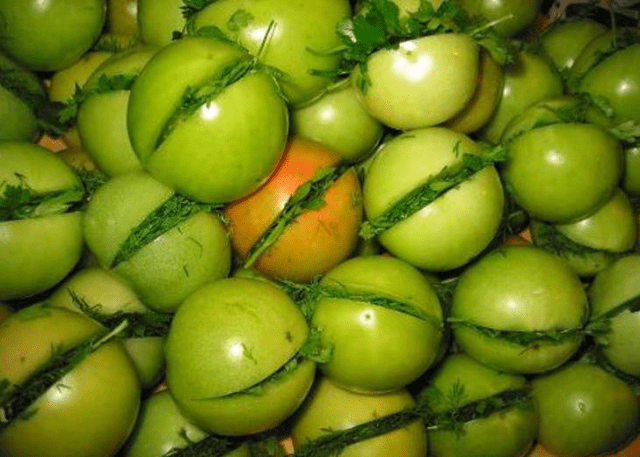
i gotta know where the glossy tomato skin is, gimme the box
[532,362,640,457]
[503,123,622,224]
[0,143,84,300]
[458,0,540,37]
[292,79,384,163]
[128,36,289,204]
[312,255,443,393]
[352,33,480,130]
[137,0,184,45]
[0,305,141,457]
[164,278,315,436]
[363,127,504,272]
[451,245,588,374]
[589,255,640,377]
[0,0,106,71]
[193,0,351,106]
[422,354,538,457]
[291,377,428,457]
[225,137,363,283]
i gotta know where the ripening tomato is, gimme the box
[225,137,363,283]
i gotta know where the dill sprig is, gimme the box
[0,321,128,431]
[243,163,354,270]
[69,290,173,338]
[448,318,585,347]
[57,73,138,128]
[586,294,640,343]
[110,192,220,268]
[163,430,245,457]
[0,175,85,222]
[530,220,616,258]
[582,348,640,397]
[360,143,508,239]
[317,0,515,90]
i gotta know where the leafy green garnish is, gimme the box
[530,220,618,258]
[582,348,640,397]
[319,0,515,91]
[163,430,245,457]
[0,175,84,222]
[448,318,585,347]
[68,291,173,338]
[110,193,220,269]
[360,143,508,239]
[587,294,640,344]
[227,9,254,33]
[0,321,128,431]
[243,163,355,270]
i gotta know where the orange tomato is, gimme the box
[225,136,363,283]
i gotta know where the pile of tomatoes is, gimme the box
[1,0,640,456]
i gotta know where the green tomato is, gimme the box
[0,142,84,300]
[458,0,540,37]
[421,354,538,457]
[532,362,640,457]
[538,18,607,74]
[137,0,184,46]
[480,50,563,143]
[108,0,139,36]
[589,254,640,377]
[363,127,504,271]
[311,255,443,393]
[48,266,165,389]
[123,389,251,457]
[83,171,232,312]
[193,0,351,106]
[292,79,384,163]
[623,145,640,195]
[127,36,289,203]
[291,377,428,457]
[0,0,107,71]
[164,277,315,435]
[451,245,588,374]
[0,304,140,457]
[503,122,622,223]
[77,46,159,176]
[352,33,480,130]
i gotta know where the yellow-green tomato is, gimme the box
[532,362,640,457]
[503,122,622,223]
[589,255,640,377]
[0,304,140,457]
[363,127,504,272]
[480,50,563,143]
[0,142,84,300]
[83,171,232,312]
[127,36,289,204]
[137,0,184,46]
[123,390,250,457]
[48,266,165,388]
[421,354,538,457]
[451,245,589,374]
[193,0,351,106]
[312,255,443,393]
[292,79,384,163]
[352,33,480,130]
[164,278,315,435]
[291,377,427,457]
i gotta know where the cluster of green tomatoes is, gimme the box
[0,0,640,456]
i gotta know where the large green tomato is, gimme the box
[48,266,166,389]
[421,354,538,457]
[164,278,315,436]
[363,127,504,272]
[193,0,351,106]
[127,36,288,204]
[0,0,106,71]
[311,255,443,393]
[503,122,622,223]
[532,362,640,457]
[480,50,563,143]
[0,304,140,457]
[291,377,427,457]
[589,255,640,377]
[0,142,84,300]
[292,79,384,163]
[83,171,232,312]
[451,245,589,374]
[352,33,480,130]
